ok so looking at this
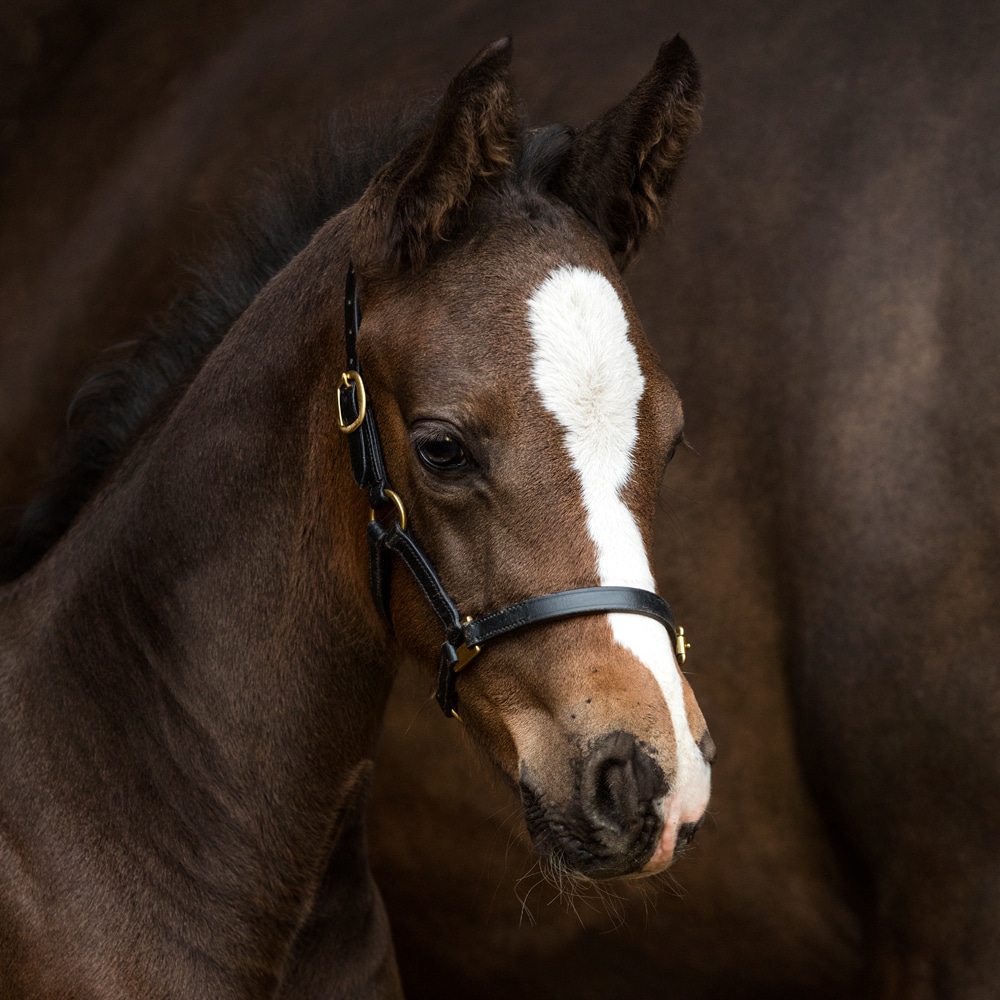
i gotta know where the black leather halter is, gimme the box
[336,264,687,718]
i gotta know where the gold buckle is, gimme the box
[369,489,407,531]
[675,626,690,665]
[454,617,480,673]
[336,370,366,433]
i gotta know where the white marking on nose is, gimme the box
[526,265,710,851]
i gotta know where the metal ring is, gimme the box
[336,370,366,433]
[369,488,407,531]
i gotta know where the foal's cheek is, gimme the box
[459,683,522,781]
[386,572,451,662]
[454,659,550,777]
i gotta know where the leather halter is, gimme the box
[336,264,688,718]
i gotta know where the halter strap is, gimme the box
[337,263,688,718]
[340,266,389,503]
[463,586,675,646]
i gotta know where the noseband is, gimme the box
[336,264,688,719]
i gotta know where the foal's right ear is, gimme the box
[551,36,702,269]
[352,38,519,278]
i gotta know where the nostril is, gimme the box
[523,732,671,878]
[582,731,667,837]
[594,755,640,830]
[676,817,704,852]
[697,730,717,766]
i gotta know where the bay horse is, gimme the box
[0,36,713,997]
[3,1,999,998]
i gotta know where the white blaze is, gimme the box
[526,265,710,840]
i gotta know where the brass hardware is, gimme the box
[336,370,366,433]
[450,709,463,722]
[675,626,690,665]
[453,618,481,673]
[454,645,481,671]
[369,488,407,531]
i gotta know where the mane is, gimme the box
[0,105,431,581]
[0,110,573,583]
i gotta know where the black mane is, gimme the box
[0,111,572,583]
[0,106,428,582]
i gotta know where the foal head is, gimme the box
[347,38,711,879]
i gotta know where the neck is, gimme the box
[3,223,397,989]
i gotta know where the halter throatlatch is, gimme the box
[337,263,689,719]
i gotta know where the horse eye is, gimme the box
[417,434,469,472]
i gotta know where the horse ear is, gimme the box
[552,36,702,268]
[352,38,519,276]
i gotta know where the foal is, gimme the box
[0,38,711,997]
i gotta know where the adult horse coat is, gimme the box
[1,1,998,998]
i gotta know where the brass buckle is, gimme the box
[336,370,366,433]
[675,625,690,665]
[454,617,480,673]
[369,488,407,531]
[450,618,480,722]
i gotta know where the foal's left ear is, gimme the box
[551,36,702,269]
[352,38,519,277]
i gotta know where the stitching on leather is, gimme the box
[467,589,675,645]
